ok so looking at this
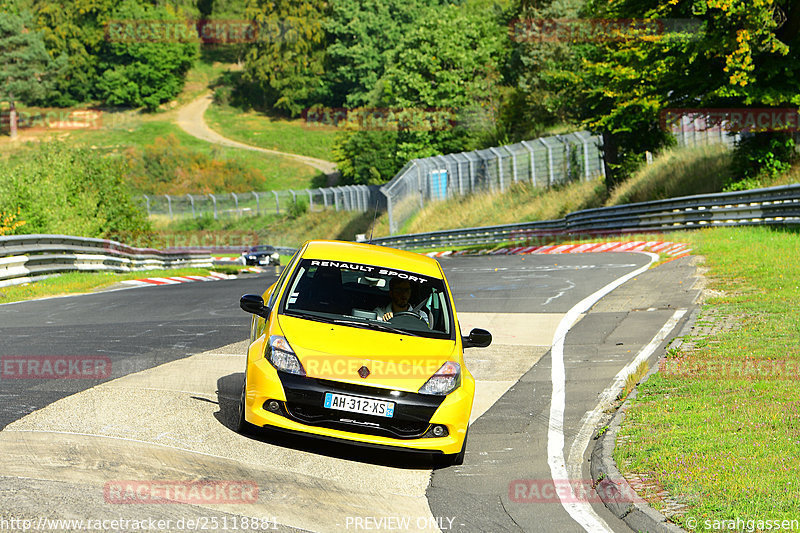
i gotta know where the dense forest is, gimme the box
[1,0,799,189]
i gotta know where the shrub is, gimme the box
[728,133,796,191]
[0,143,151,240]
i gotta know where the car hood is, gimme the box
[278,315,458,392]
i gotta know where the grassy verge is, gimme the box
[614,226,800,528]
[369,178,607,237]
[205,103,339,162]
[606,143,733,205]
[0,267,239,304]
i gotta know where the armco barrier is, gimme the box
[0,235,213,288]
[370,184,800,249]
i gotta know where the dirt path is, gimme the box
[176,93,338,176]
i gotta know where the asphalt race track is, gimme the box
[0,253,700,532]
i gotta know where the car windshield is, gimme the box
[280,259,454,340]
[251,246,275,253]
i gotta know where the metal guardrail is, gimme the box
[0,235,213,288]
[370,184,800,250]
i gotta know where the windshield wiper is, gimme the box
[331,318,420,337]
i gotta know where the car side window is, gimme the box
[267,251,299,309]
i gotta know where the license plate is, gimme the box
[324,392,395,418]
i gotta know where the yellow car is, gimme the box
[237,240,492,466]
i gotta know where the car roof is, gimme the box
[300,240,443,278]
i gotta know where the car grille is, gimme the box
[285,403,431,439]
[277,374,445,440]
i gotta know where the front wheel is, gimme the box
[235,375,255,434]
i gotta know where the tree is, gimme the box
[537,0,800,187]
[333,3,507,184]
[323,0,447,108]
[0,11,64,137]
[0,143,151,239]
[96,0,199,110]
[30,0,116,106]
[241,0,328,116]
[503,0,585,140]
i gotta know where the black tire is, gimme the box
[235,375,255,434]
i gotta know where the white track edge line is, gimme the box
[565,308,688,515]
[547,252,658,533]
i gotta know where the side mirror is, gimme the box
[462,328,492,348]
[240,294,270,319]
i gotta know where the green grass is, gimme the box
[205,103,339,161]
[0,55,322,193]
[606,143,734,206]
[614,226,800,528]
[75,121,319,191]
[0,267,232,304]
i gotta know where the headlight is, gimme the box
[418,361,460,395]
[265,335,305,375]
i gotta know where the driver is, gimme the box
[374,278,429,326]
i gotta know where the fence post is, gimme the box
[273,191,280,214]
[382,188,394,235]
[208,194,217,219]
[334,188,340,211]
[416,161,424,209]
[359,186,367,211]
[489,147,505,192]
[306,189,313,211]
[520,140,537,187]
[454,154,464,195]
[468,155,476,192]
[165,195,173,218]
[231,192,239,216]
[186,194,195,218]
[143,195,150,216]
[556,135,571,181]
[506,146,518,183]
[581,134,590,180]
[322,188,329,208]
[252,192,259,215]
[538,137,555,186]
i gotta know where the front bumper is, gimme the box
[243,357,473,455]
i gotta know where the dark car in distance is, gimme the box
[243,245,281,266]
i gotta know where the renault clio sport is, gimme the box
[237,240,492,466]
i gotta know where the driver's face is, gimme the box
[389,281,412,308]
